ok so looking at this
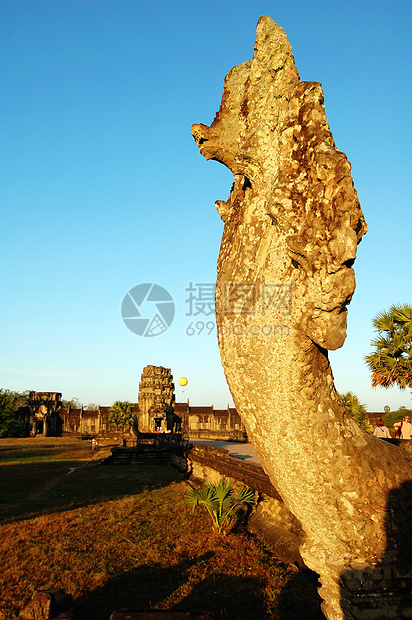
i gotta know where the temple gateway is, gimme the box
[23,366,246,441]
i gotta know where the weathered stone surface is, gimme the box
[19,589,73,620]
[192,15,412,620]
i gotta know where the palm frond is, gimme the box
[187,477,255,534]
[366,304,412,390]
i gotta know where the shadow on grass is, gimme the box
[276,570,324,619]
[73,553,268,620]
[177,569,324,619]
[0,460,183,523]
[173,572,267,619]
[73,555,324,620]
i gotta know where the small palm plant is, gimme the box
[187,477,255,534]
[340,391,370,432]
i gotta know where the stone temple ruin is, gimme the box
[135,365,246,438]
[192,16,412,620]
[47,365,246,441]
[28,391,63,436]
[137,365,176,431]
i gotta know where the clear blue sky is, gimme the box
[1,0,411,411]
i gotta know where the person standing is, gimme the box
[394,416,412,439]
[373,418,391,439]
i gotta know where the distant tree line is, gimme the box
[383,406,412,432]
[0,389,30,438]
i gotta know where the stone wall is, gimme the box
[60,400,247,442]
[61,405,138,437]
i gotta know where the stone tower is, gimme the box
[137,365,175,431]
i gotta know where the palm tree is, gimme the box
[365,304,412,390]
[187,477,255,534]
[340,391,370,431]
[108,401,134,436]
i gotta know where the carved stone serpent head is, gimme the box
[192,16,367,351]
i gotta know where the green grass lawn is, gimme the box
[0,438,323,620]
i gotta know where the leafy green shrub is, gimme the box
[340,391,371,432]
[0,389,26,437]
[187,476,255,534]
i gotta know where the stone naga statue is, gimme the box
[192,16,412,620]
